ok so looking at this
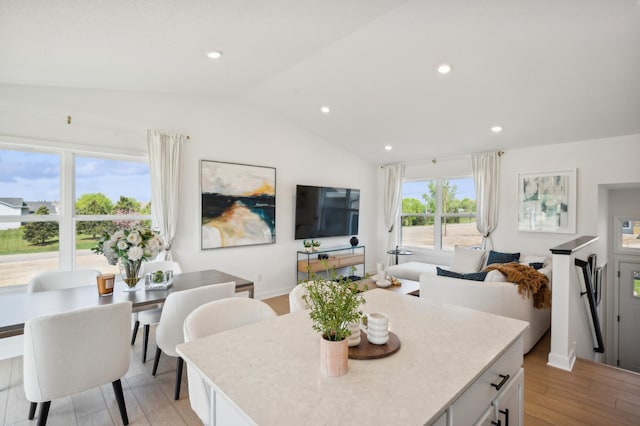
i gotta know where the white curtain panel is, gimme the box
[471,151,500,249]
[147,130,185,261]
[383,164,405,250]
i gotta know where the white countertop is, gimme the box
[176,289,528,425]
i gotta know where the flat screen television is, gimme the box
[295,185,360,240]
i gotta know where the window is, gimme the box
[400,177,481,250]
[614,216,640,254]
[74,155,151,275]
[0,146,150,289]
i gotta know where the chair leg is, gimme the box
[130,320,140,345]
[142,324,150,363]
[151,347,162,375]
[174,357,184,400]
[36,401,51,426]
[28,401,37,419]
[112,379,129,425]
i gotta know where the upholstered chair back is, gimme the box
[183,297,277,424]
[155,281,236,357]
[289,283,309,313]
[27,269,101,293]
[23,301,132,402]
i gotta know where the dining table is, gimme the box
[0,269,254,339]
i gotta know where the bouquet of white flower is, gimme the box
[93,225,163,265]
[93,224,163,288]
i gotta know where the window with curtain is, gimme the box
[0,146,150,289]
[400,177,482,250]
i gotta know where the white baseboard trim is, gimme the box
[547,349,576,371]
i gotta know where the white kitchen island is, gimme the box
[176,289,528,425]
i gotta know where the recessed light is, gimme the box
[437,64,452,74]
[320,106,331,114]
[491,126,503,133]
[206,51,223,59]
[384,145,393,151]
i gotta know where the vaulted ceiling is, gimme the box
[1,0,639,164]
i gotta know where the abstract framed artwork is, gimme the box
[517,168,576,233]
[201,160,276,249]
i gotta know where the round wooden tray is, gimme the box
[348,330,401,360]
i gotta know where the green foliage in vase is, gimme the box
[302,266,365,341]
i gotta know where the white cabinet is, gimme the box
[472,368,524,426]
[451,338,524,426]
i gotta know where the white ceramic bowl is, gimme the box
[367,312,389,325]
[367,334,389,345]
[376,279,391,288]
[367,328,389,339]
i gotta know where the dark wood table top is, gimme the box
[0,269,254,339]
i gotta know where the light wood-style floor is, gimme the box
[1,294,639,425]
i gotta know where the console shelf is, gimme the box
[297,245,365,281]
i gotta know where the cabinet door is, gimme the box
[494,368,524,426]
[474,405,497,426]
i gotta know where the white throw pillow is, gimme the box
[450,246,486,273]
[484,270,507,282]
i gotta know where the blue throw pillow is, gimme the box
[529,262,544,270]
[437,267,488,281]
[486,250,520,265]
[461,271,489,281]
[436,267,464,279]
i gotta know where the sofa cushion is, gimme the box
[486,250,520,266]
[450,246,486,273]
[386,262,440,281]
[436,267,488,282]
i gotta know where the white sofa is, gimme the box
[387,259,551,354]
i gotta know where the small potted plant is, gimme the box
[303,240,313,252]
[311,240,321,251]
[302,271,365,377]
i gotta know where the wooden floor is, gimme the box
[1,294,639,425]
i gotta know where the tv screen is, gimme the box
[295,185,360,239]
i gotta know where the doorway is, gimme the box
[618,262,640,373]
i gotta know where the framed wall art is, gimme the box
[201,160,276,249]
[517,168,576,234]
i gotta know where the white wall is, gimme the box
[0,84,379,298]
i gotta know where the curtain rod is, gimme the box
[65,115,191,140]
[0,108,191,140]
[380,150,504,168]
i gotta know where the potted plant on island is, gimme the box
[302,272,365,377]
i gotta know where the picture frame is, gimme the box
[200,160,276,249]
[517,168,576,233]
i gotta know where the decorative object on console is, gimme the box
[201,160,276,249]
[350,236,359,246]
[517,168,577,234]
[301,272,365,377]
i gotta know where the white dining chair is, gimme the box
[24,301,132,426]
[131,260,183,362]
[289,283,309,313]
[183,297,277,425]
[27,269,101,293]
[151,281,236,400]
